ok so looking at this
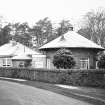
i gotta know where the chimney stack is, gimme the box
[69,25,73,31]
[10,40,17,46]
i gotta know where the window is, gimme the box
[2,58,12,67]
[19,62,25,67]
[96,61,98,69]
[0,59,3,66]
[47,58,51,69]
[2,58,6,66]
[80,58,89,69]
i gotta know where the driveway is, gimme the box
[0,79,92,105]
[0,77,105,105]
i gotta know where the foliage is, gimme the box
[31,17,53,47]
[59,70,105,87]
[0,22,32,47]
[0,25,11,45]
[56,20,73,37]
[53,48,76,69]
[97,54,105,69]
[30,18,73,47]
[0,17,73,47]
[10,22,31,47]
[78,8,105,47]
[0,67,105,88]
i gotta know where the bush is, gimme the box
[59,70,105,88]
[53,48,76,69]
[97,54,105,69]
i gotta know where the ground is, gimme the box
[0,77,105,105]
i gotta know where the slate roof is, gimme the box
[39,31,104,50]
[0,41,41,56]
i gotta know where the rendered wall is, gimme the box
[32,55,46,68]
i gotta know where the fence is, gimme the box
[0,67,105,88]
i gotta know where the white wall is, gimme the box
[32,55,46,68]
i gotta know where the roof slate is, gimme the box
[0,42,41,56]
[39,31,104,50]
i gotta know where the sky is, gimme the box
[0,0,105,29]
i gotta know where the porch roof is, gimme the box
[12,54,32,60]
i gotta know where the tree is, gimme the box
[53,48,76,69]
[56,20,73,37]
[0,17,11,46]
[31,17,53,47]
[7,22,31,47]
[30,18,73,47]
[97,54,105,69]
[78,8,105,47]
[0,23,11,46]
[46,19,73,44]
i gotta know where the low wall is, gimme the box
[0,67,105,88]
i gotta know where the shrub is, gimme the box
[97,54,105,69]
[53,48,76,69]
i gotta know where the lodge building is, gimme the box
[0,30,104,69]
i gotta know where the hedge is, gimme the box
[0,67,105,88]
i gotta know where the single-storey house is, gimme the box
[0,29,104,69]
[0,40,46,68]
[39,31,104,69]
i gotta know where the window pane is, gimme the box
[7,58,12,66]
[0,58,3,66]
[3,58,6,65]
[80,58,89,69]
[7,58,11,65]
[2,58,12,67]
